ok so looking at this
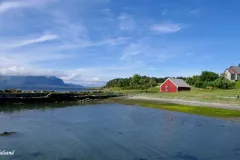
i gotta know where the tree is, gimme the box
[192,75,200,84]
[131,74,141,85]
[104,71,235,90]
[149,78,157,88]
[105,74,187,89]
[185,75,200,86]
[199,71,219,82]
[213,76,236,89]
[194,79,205,88]
[185,77,193,85]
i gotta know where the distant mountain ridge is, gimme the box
[0,75,84,90]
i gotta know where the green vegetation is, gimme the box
[104,74,186,89]
[185,71,235,89]
[111,99,240,118]
[105,86,159,95]
[107,87,240,105]
[104,71,240,105]
[105,71,236,92]
[236,81,240,89]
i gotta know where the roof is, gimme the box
[226,69,235,74]
[168,78,191,88]
[231,66,240,74]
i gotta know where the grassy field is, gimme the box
[236,81,240,89]
[105,87,240,105]
[110,98,240,118]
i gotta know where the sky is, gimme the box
[0,0,240,87]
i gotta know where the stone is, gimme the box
[0,132,16,136]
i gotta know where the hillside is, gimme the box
[0,75,84,90]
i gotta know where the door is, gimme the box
[165,86,168,92]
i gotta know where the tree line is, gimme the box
[105,71,236,90]
[104,74,186,89]
[185,71,236,89]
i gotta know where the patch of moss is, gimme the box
[111,99,240,118]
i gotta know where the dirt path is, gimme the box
[127,95,240,110]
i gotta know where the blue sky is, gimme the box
[0,0,240,86]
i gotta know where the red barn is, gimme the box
[160,78,191,93]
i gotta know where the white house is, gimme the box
[224,65,240,81]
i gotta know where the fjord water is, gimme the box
[1,103,240,160]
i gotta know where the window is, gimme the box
[231,74,235,80]
[165,86,168,91]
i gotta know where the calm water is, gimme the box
[1,103,240,160]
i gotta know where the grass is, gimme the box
[236,81,240,89]
[142,88,240,105]
[110,99,240,118]
[106,87,240,105]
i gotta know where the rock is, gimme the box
[0,132,16,136]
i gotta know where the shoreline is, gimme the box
[126,95,240,111]
[0,92,122,105]
[109,95,240,118]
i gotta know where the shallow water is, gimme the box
[0,103,240,160]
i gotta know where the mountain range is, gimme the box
[0,75,84,91]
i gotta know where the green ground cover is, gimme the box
[110,99,240,118]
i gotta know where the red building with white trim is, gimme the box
[160,78,191,93]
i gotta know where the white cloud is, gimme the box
[19,34,58,46]
[0,0,135,87]
[118,13,135,31]
[0,52,76,67]
[0,1,31,13]
[121,43,144,60]
[59,66,137,86]
[0,63,207,87]
[77,37,130,48]
[0,0,57,13]
[12,34,59,48]
[93,77,100,81]
[0,65,68,77]
[151,23,181,33]
[49,11,129,49]
[0,65,136,86]
[0,0,195,87]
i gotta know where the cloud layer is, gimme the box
[0,0,224,86]
[151,23,181,33]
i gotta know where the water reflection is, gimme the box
[0,101,102,113]
[0,103,240,160]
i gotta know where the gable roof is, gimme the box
[168,78,191,88]
[231,66,240,74]
[226,68,235,74]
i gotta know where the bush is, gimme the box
[194,80,205,88]
[206,81,215,88]
[199,71,219,82]
[191,71,236,89]
[213,77,236,89]
[185,77,193,85]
